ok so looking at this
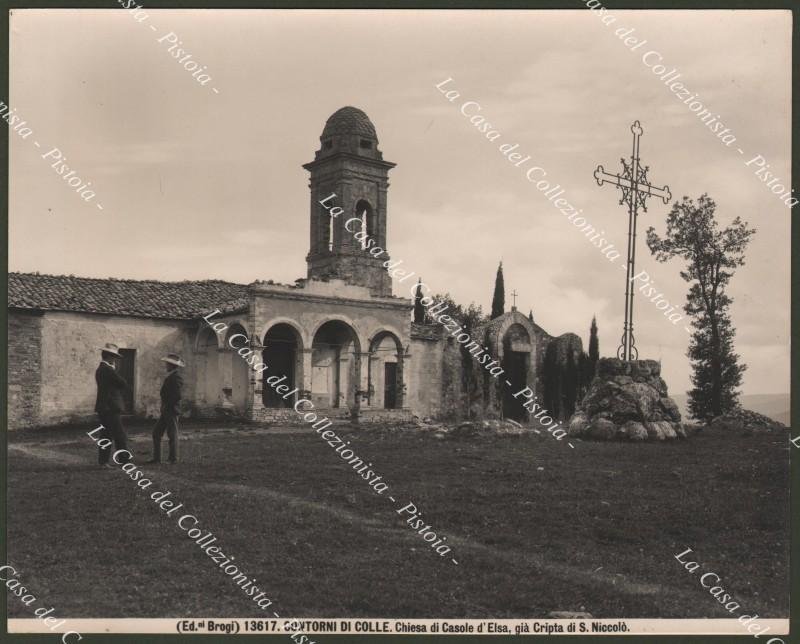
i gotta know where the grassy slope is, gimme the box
[7,422,790,619]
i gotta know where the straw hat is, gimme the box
[100,342,122,358]
[160,353,186,368]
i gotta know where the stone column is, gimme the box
[365,352,380,408]
[358,352,372,406]
[301,348,313,397]
[339,354,351,409]
[399,352,409,409]
[248,364,264,420]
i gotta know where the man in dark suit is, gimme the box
[95,343,131,467]
[149,353,184,464]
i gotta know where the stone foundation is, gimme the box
[568,358,684,441]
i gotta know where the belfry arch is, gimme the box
[355,199,376,249]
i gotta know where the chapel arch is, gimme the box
[501,323,532,421]
[311,320,360,410]
[262,323,303,407]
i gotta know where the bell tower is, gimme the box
[303,106,395,297]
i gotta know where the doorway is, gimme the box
[502,350,528,421]
[384,362,398,409]
[263,324,298,408]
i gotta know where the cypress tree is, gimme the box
[563,345,578,418]
[588,315,599,380]
[491,261,505,319]
[578,351,592,398]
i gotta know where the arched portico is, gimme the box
[311,319,361,411]
[262,323,304,407]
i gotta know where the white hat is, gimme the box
[160,353,186,368]
[100,343,122,358]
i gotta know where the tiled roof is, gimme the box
[8,272,250,320]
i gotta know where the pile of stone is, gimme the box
[415,417,531,439]
[568,358,685,441]
[710,408,788,433]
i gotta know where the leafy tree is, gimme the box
[413,278,425,324]
[426,292,484,330]
[424,292,485,417]
[646,194,755,422]
[491,261,505,319]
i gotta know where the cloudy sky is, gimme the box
[9,9,791,396]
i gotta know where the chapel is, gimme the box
[7,107,581,429]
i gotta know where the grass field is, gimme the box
[7,420,790,619]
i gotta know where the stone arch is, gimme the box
[493,312,537,361]
[194,324,222,352]
[309,314,365,352]
[498,320,536,421]
[223,323,250,413]
[311,319,361,411]
[262,322,304,408]
[480,311,538,421]
[368,330,404,409]
[501,323,532,421]
[259,317,309,350]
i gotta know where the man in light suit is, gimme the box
[95,342,131,467]
[148,353,184,464]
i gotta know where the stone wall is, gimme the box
[406,323,477,421]
[8,310,43,429]
[36,311,195,427]
[407,323,444,418]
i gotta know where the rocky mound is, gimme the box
[568,358,685,441]
[710,408,789,433]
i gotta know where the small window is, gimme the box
[359,139,372,149]
[323,139,333,149]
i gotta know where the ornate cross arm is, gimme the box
[593,165,672,204]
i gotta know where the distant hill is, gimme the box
[672,393,790,426]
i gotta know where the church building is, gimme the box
[8,107,581,430]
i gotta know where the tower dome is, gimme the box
[321,106,377,139]
[313,106,384,161]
